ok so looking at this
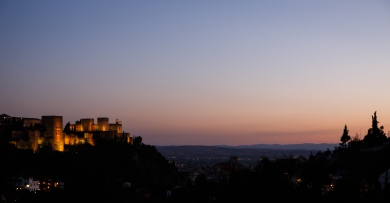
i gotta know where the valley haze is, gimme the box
[159,143,338,151]
[156,143,338,166]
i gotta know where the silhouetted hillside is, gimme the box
[0,141,179,202]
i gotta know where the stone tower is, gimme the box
[42,116,64,151]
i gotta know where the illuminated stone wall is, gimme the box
[28,130,39,152]
[37,136,44,146]
[64,133,94,146]
[69,124,82,131]
[64,134,70,145]
[8,115,132,151]
[64,116,132,146]
[81,118,94,131]
[97,117,109,131]
[109,123,122,133]
[9,130,40,152]
[42,116,64,152]
[84,133,94,146]
[75,124,82,131]
[64,134,79,145]
[115,132,131,144]
[52,133,64,151]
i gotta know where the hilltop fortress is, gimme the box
[0,114,132,152]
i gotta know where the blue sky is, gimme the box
[1,1,390,145]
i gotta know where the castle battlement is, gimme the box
[1,115,132,152]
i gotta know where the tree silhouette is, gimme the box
[133,136,143,145]
[63,122,71,133]
[363,111,388,147]
[340,125,351,148]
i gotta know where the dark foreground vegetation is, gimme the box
[2,112,390,202]
[0,140,179,202]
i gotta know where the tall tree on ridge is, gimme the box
[363,111,387,147]
[340,124,351,148]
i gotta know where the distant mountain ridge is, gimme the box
[218,143,338,151]
[155,145,331,165]
[160,143,338,151]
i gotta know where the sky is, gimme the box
[1,1,390,145]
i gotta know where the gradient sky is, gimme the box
[1,1,390,145]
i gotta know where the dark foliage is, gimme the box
[340,124,351,148]
[363,112,388,147]
[0,141,179,202]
